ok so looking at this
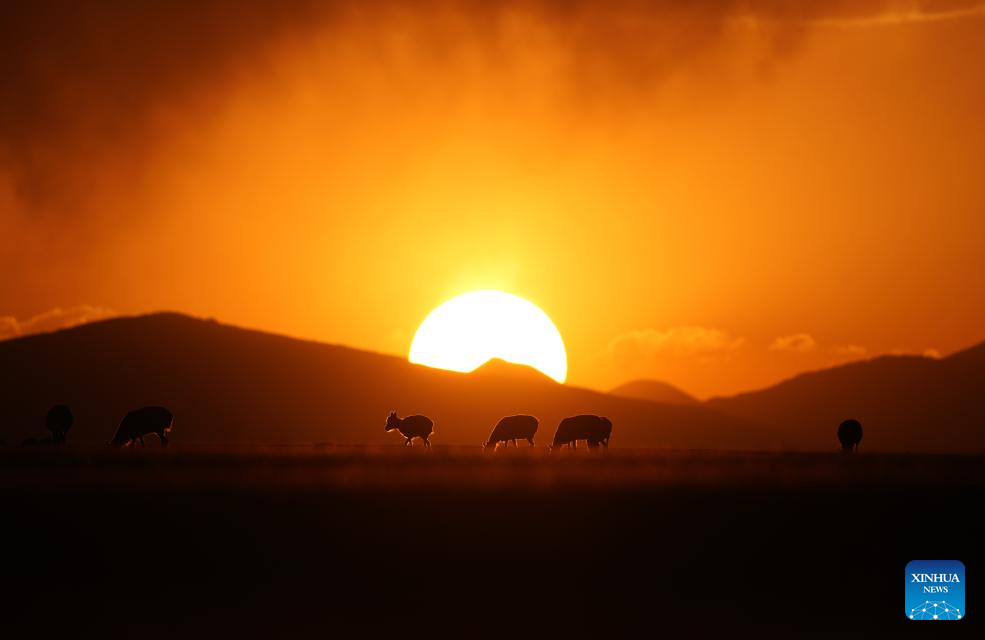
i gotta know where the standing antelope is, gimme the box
[385,411,434,447]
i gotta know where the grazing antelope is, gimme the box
[110,406,173,447]
[838,419,863,453]
[484,415,538,449]
[385,411,434,447]
[551,415,612,450]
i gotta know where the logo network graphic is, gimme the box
[906,560,965,620]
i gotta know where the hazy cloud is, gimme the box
[889,346,942,358]
[769,333,817,353]
[607,327,745,366]
[831,344,868,357]
[800,1,985,27]
[0,305,116,341]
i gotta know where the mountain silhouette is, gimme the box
[0,313,770,449]
[4,312,979,452]
[609,379,697,405]
[707,347,985,453]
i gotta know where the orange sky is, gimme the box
[2,1,984,398]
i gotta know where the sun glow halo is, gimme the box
[409,290,568,383]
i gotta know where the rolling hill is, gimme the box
[0,313,770,449]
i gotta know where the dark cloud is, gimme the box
[0,0,333,210]
[0,0,980,221]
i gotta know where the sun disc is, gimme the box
[409,290,567,383]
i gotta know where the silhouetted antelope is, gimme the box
[45,404,73,445]
[838,419,862,453]
[484,415,538,449]
[551,415,612,450]
[385,411,433,447]
[110,406,173,447]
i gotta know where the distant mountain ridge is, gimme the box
[609,379,697,405]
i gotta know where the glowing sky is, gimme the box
[2,1,984,397]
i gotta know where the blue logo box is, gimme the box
[906,560,965,620]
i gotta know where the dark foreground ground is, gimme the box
[1,446,982,637]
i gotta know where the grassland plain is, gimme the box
[2,446,982,636]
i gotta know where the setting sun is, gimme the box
[409,290,567,383]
